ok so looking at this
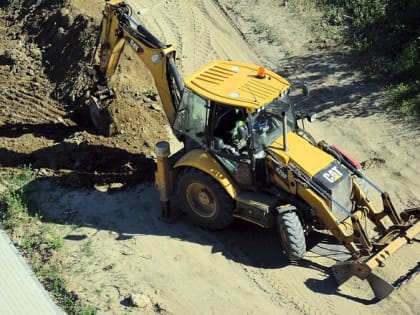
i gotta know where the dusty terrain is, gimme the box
[1,0,419,314]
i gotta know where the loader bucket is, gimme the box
[332,261,395,300]
[332,208,420,300]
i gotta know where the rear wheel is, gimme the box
[277,211,306,261]
[178,168,235,230]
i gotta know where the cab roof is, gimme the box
[183,60,290,112]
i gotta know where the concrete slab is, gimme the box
[0,229,64,315]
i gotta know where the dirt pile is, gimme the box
[0,0,169,188]
[3,0,96,105]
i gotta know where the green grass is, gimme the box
[143,88,158,99]
[0,166,96,314]
[42,225,64,251]
[81,238,94,257]
[46,232,64,251]
[0,166,34,229]
[316,1,420,119]
[387,82,420,118]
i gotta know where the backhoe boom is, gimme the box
[90,0,183,132]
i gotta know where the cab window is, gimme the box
[174,88,209,148]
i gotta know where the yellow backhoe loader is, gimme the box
[88,0,419,300]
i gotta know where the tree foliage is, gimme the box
[320,0,420,117]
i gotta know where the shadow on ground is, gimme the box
[275,52,384,119]
[17,176,375,304]
[0,122,155,186]
[0,120,374,303]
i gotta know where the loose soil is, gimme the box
[1,0,419,314]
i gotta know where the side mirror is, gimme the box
[306,112,316,122]
[289,82,311,106]
[302,82,311,97]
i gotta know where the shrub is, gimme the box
[318,0,420,118]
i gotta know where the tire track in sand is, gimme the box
[127,0,259,75]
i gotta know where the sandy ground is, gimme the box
[1,0,419,314]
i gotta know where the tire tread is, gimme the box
[278,211,306,261]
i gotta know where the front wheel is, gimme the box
[178,168,235,230]
[277,211,306,261]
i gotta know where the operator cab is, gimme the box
[209,92,297,188]
[173,61,296,189]
[173,60,293,190]
[173,87,297,189]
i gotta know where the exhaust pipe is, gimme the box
[155,141,171,221]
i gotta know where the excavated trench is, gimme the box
[0,0,159,187]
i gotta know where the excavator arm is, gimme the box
[88,0,184,135]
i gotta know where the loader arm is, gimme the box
[316,141,420,299]
[267,136,420,300]
[92,0,184,128]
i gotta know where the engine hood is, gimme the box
[267,132,353,221]
[267,132,335,177]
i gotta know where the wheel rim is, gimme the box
[185,182,217,218]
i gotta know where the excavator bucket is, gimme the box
[86,86,117,136]
[332,208,420,300]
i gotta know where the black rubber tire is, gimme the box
[277,211,306,261]
[178,168,235,230]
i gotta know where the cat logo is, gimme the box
[323,166,343,183]
[128,38,143,54]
